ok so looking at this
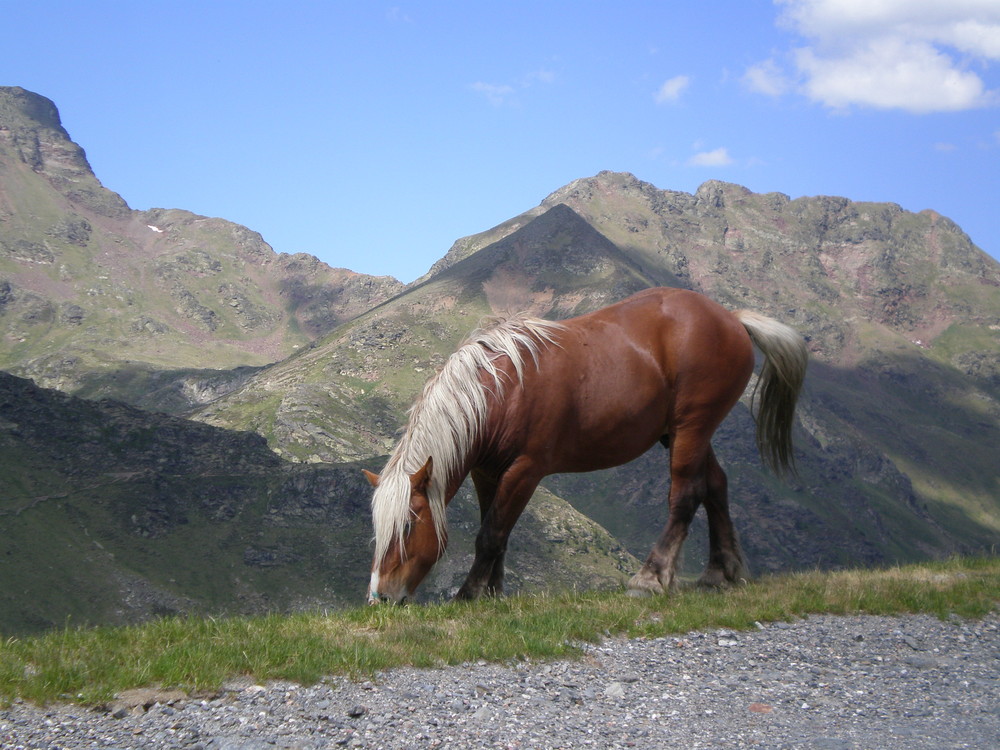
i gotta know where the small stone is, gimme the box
[904,656,939,670]
[809,739,852,750]
[347,705,367,718]
[605,682,626,698]
[472,706,492,721]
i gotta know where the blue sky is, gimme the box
[3,1,999,282]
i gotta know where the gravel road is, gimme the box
[2,612,997,749]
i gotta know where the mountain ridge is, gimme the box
[0,86,404,410]
[196,172,1000,570]
[195,185,999,579]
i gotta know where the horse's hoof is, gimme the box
[696,571,728,589]
[452,586,479,602]
[627,573,665,597]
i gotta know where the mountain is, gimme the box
[0,86,403,411]
[199,173,1000,576]
[193,202,682,461]
[2,88,998,632]
[0,371,634,635]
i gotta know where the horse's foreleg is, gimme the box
[697,447,748,588]
[469,469,505,597]
[456,462,539,601]
[628,436,707,597]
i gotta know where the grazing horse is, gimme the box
[364,287,808,604]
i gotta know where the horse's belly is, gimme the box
[543,402,668,473]
[560,436,663,472]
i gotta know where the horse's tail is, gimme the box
[733,310,808,477]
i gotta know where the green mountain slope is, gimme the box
[0,371,634,635]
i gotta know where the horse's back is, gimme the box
[505,288,755,472]
[565,288,754,375]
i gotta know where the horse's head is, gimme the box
[365,457,446,605]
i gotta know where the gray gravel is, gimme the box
[2,613,998,749]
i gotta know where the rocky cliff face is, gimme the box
[0,87,403,411]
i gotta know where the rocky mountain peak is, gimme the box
[542,170,661,205]
[0,86,68,136]
[0,86,129,217]
[694,180,753,210]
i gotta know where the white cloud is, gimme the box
[687,147,734,167]
[796,36,991,112]
[524,69,556,85]
[778,0,1000,52]
[470,82,516,106]
[751,0,1000,112]
[470,69,555,106]
[385,6,413,24]
[743,59,791,96]
[941,18,1000,57]
[654,75,691,104]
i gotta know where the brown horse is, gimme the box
[364,287,807,603]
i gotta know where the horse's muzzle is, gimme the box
[368,589,408,605]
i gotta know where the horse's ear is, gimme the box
[362,469,380,488]
[410,457,433,492]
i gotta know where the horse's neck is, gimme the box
[403,370,495,509]
[443,460,475,505]
[418,440,477,510]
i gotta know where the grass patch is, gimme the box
[1,556,996,706]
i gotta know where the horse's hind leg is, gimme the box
[627,433,708,596]
[697,446,748,588]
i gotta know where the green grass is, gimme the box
[1,556,997,706]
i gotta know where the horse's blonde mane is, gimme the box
[371,314,564,566]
